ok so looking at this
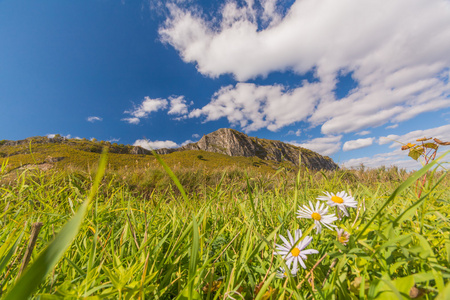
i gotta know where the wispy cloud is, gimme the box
[346,124,450,169]
[288,135,342,156]
[161,0,450,134]
[355,130,371,136]
[87,116,103,122]
[122,117,141,125]
[342,149,421,170]
[378,134,400,145]
[342,137,374,151]
[385,124,398,129]
[379,124,450,148]
[287,129,302,137]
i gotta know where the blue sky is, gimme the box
[1,0,450,169]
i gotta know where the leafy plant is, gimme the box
[402,137,449,197]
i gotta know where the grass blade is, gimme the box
[356,150,448,240]
[3,150,108,300]
[0,229,25,274]
[188,216,200,299]
[151,149,189,203]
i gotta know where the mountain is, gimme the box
[155,128,338,171]
[0,129,338,172]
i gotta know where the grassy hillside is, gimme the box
[0,149,449,299]
[0,137,284,175]
[1,139,449,298]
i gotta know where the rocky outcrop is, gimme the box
[157,128,338,171]
[0,129,339,171]
[130,146,151,155]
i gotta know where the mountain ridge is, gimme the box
[0,128,338,171]
[154,128,338,171]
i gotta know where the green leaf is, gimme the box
[423,142,438,150]
[408,148,423,160]
[393,276,415,297]
[436,280,450,300]
[445,233,450,264]
[179,289,202,300]
[254,272,277,300]
[188,216,200,299]
[4,201,90,300]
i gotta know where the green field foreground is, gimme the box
[0,153,450,299]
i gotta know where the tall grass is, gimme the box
[0,153,449,299]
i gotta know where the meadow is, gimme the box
[0,151,449,299]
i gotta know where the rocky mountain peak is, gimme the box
[158,128,338,171]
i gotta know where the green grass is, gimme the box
[0,150,449,299]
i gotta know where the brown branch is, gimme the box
[17,222,43,278]
[287,253,328,300]
[434,138,450,146]
[322,258,338,287]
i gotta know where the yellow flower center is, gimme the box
[339,236,347,243]
[291,247,300,257]
[311,212,322,221]
[331,196,344,204]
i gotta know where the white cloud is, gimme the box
[123,97,168,124]
[123,95,191,123]
[342,137,374,151]
[192,133,200,139]
[134,139,178,150]
[161,0,450,134]
[342,149,421,170]
[289,135,342,156]
[378,134,400,145]
[189,82,326,132]
[160,0,450,81]
[356,130,371,136]
[386,124,398,129]
[379,124,450,148]
[46,134,78,139]
[122,117,141,125]
[87,116,103,122]
[346,125,450,170]
[287,129,302,137]
[133,137,197,150]
[168,95,189,115]
[181,139,195,146]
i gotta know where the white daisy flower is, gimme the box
[316,191,357,217]
[296,201,338,234]
[336,228,350,245]
[273,229,318,272]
